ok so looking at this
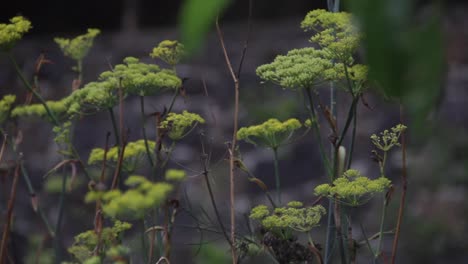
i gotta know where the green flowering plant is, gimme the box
[54,28,100,61]
[150,40,185,67]
[99,57,182,96]
[88,139,156,173]
[0,94,16,124]
[159,110,205,140]
[371,124,407,152]
[314,169,391,206]
[256,48,339,90]
[85,175,173,220]
[0,16,31,52]
[301,9,361,62]
[11,100,67,121]
[250,202,326,234]
[67,220,131,263]
[237,118,302,149]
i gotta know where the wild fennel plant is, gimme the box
[0,6,411,264]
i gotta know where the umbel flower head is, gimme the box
[314,169,391,206]
[54,28,100,61]
[99,57,182,96]
[150,40,185,67]
[159,110,205,140]
[68,220,131,262]
[85,175,173,220]
[256,48,342,90]
[237,118,302,149]
[0,16,31,52]
[0,94,16,124]
[165,169,187,182]
[250,202,326,233]
[371,124,407,152]
[301,9,361,62]
[88,139,156,173]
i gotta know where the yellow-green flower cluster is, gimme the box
[11,100,67,121]
[256,48,342,89]
[68,220,131,263]
[314,169,391,206]
[100,57,182,96]
[301,9,361,62]
[0,16,31,51]
[150,40,185,66]
[160,110,205,140]
[11,80,117,120]
[0,94,15,124]
[371,124,407,152]
[52,120,72,146]
[250,203,326,232]
[165,169,187,181]
[237,118,302,149]
[54,28,100,61]
[88,139,156,172]
[85,175,173,219]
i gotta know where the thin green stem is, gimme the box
[165,88,179,117]
[108,108,120,146]
[140,96,154,168]
[376,195,387,259]
[8,53,59,125]
[272,148,281,205]
[304,87,332,176]
[324,199,335,264]
[346,109,357,170]
[54,166,68,264]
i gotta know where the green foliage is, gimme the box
[0,94,15,124]
[349,0,443,131]
[179,0,231,54]
[196,243,231,264]
[160,110,205,140]
[88,139,156,173]
[165,168,187,181]
[371,124,407,152]
[0,16,31,52]
[237,118,302,149]
[314,169,391,206]
[54,29,100,61]
[85,175,173,219]
[67,220,131,263]
[250,202,326,233]
[150,40,185,67]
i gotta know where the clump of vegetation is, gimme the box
[0,2,429,263]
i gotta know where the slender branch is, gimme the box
[391,105,407,264]
[202,154,232,248]
[0,162,21,263]
[215,5,253,259]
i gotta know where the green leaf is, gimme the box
[349,0,444,132]
[179,0,231,55]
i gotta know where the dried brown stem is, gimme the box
[0,163,21,263]
[215,16,240,264]
[391,105,407,264]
